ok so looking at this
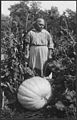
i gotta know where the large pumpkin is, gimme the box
[17,76,52,110]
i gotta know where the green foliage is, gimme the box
[1,15,11,39]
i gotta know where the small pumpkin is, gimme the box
[17,76,52,110]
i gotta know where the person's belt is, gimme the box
[31,44,47,46]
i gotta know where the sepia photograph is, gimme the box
[1,1,76,120]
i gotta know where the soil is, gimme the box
[0,102,75,120]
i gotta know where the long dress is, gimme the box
[25,28,54,76]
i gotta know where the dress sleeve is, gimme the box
[25,31,31,44]
[47,32,54,49]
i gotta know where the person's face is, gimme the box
[36,19,45,31]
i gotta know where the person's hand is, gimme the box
[48,55,52,59]
[48,49,53,59]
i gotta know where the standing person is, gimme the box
[25,18,54,77]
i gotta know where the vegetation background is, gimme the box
[1,1,76,120]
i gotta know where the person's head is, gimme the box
[35,18,45,31]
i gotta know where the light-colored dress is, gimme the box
[25,28,54,74]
